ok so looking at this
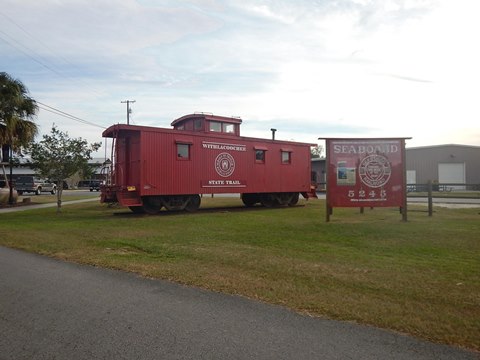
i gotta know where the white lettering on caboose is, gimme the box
[202,141,246,152]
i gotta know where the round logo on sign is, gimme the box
[215,152,235,177]
[358,154,391,188]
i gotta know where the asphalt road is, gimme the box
[407,196,480,208]
[0,247,477,360]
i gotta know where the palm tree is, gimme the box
[0,72,38,204]
[0,72,39,151]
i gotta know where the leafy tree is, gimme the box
[28,126,101,213]
[0,72,38,204]
[310,144,324,158]
[0,72,38,150]
[78,160,96,180]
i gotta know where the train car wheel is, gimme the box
[288,192,299,206]
[142,196,162,215]
[185,194,201,212]
[276,193,291,206]
[260,193,277,207]
[162,196,184,211]
[129,206,145,214]
[241,193,258,207]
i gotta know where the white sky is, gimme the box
[1,0,479,154]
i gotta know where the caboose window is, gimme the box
[209,121,237,134]
[194,119,203,131]
[177,144,190,159]
[255,150,266,163]
[281,151,291,164]
[210,121,222,132]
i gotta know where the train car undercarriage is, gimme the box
[103,190,309,214]
[130,194,202,214]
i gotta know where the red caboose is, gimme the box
[101,113,316,213]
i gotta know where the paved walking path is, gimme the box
[0,197,99,213]
[0,247,477,360]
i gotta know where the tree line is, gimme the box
[0,72,100,212]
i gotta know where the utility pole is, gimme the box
[121,100,136,125]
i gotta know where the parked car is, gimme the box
[15,176,57,195]
[77,180,102,192]
[89,180,102,192]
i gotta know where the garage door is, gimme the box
[438,163,465,190]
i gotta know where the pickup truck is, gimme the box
[15,176,57,195]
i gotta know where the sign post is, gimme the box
[322,138,410,222]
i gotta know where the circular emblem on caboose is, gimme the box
[215,152,235,177]
[358,154,391,188]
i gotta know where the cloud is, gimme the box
[376,73,433,83]
[1,0,480,151]
[351,0,437,29]
[240,117,374,142]
[1,0,222,57]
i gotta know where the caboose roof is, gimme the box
[170,113,242,127]
[102,124,160,138]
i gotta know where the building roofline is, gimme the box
[406,143,480,150]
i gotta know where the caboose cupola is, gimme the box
[171,113,242,136]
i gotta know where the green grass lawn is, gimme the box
[0,197,479,351]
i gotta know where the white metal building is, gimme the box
[405,144,480,187]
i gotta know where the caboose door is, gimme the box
[116,133,141,189]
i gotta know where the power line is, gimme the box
[0,29,67,79]
[0,11,83,71]
[0,12,113,132]
[0,12,105,97]
[37,101,106,129]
